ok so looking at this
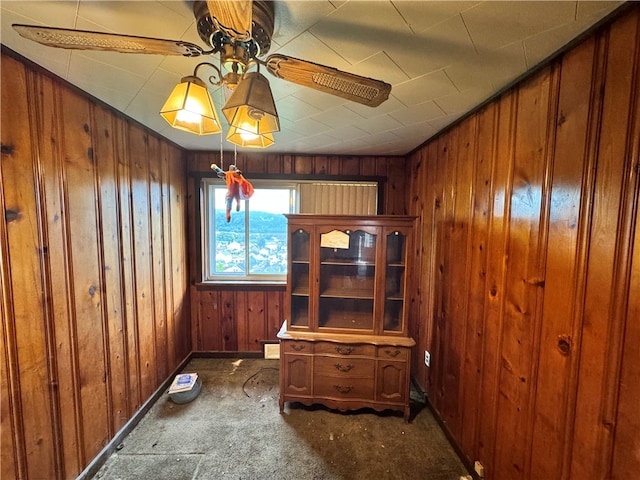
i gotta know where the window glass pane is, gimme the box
[212,186,246,275]
[248,188,290,275]
[202,178,377,282]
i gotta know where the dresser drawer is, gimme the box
[314,357,374,377]
[377,346,409,361]
[314,375,374,399]
[314,342,375,357]
[282,340,312,354]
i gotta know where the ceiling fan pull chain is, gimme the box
[220,126,224,171]
[219,52,225,171]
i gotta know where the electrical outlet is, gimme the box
[474,461,485,478]
[424,350,431,367]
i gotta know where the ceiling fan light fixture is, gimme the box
[222,71,279,136]
[160,75,221,135]
[226,125,275,149]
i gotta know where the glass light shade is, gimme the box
[160,75,221,135]
[226,125,274,148]
[222,72,279,136]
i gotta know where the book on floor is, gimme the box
[169,373,198,394]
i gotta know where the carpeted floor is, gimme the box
[91,357,471,480]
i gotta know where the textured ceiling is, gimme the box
[0,0,624,156]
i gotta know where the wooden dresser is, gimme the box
[278,215,416,420]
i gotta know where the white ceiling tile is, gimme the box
[272,1,337,45]
[1,1,80,28]
[462,1,578,52]
[387,14,477,79]
[288,87,348,111]
[276,95,323,121]
[576,1,624,22]
[392,70,458,105]
[434,85,495,116]
[311,105,366,128]
[76,1,193,39]
[428,113,464,131]
[390,120,439,141]
[271,30,350,70]
[280,116,333,136]
[388,101,446,126]
[356,114,404,135]
[351,51,410,86]
[67,53,146,110]
[392,1,481,34]
[158,1,195,20]
[322,124,370,141]
[310,1,412,64]
[292,132,342,149]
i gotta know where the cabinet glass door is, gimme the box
[384,230,406,332]
[318,229,376,331]
[289,228,310,327]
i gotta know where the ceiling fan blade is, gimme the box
[264,54,391,107]
[13,24,208,57]
[206,0,253,42]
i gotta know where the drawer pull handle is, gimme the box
[335,346,354,355]
[385,349,401,357]
[334,385,353,394]
[291,344,305,351]
[334,363,354,372]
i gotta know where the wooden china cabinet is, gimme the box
[278,214,416,420]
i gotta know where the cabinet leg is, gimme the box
[404,405,410,422]
[279,398,284,414]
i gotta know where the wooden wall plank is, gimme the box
[32,70,81,479]
[611,15,640,475]
[129,127,157,401]
[114,116,142,414]
[492,70,551,478]
[161,144,176,370]
[60,83,111,464]
[246,291,267,351]
[528,36,596,479]
[220,290,238,351]
[460,103,495,459]
[148,135,168,385]
[475,91,516,474]
[0,58,27,480]
[2,56,58,479]
[570,11,639,478]
[612,165,640,477]
[92,103,129,437]
[1,49,190,479]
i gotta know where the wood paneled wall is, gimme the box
[407,6,640,479]
[187,151,407,351]
[1,52,190,480]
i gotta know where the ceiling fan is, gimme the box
[12,0,392,108]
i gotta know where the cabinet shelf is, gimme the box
[321,260,376,266]
[320,288,374,299]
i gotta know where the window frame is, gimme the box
[194,173,385,287]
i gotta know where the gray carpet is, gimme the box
[91,358,471,480]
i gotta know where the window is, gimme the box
[201,178,378,282]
